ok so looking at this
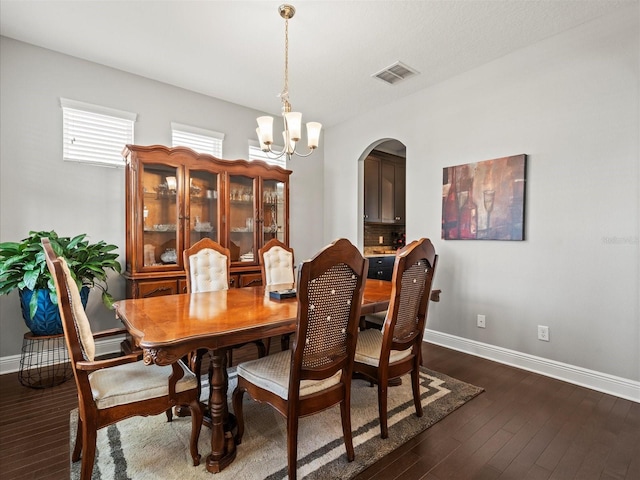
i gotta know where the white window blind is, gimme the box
[61,98,136,167]
[171,122,224,157]
[248,143,287,169]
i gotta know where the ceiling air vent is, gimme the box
[372,61,419,85]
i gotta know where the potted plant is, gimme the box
[0,230,121,335]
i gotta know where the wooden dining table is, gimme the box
[113,279,393,474]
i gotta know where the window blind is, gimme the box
[61,98,136,167]
[171,122,224,158]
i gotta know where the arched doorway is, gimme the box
[358,139,406,255]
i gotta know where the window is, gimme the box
[248,142,287,169]
[61,98,136,167]
[171,122,224,157]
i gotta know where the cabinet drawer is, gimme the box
[239,273,262,288]
[368,267,393,281]
[371,256,395,268]
[138,280,179,298]
[367,256,395,281]
[230,271,263,288]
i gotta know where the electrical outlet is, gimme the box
[477,314,486,328]
[538,325,550,341]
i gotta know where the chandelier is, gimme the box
[256,4,322,161]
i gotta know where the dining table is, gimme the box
[113,278,394,474]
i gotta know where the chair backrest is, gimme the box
[42,238,96,365]
[382,238,438,355]
[258,238,295,286]
[290,238,368,391]
[183,238,230,293]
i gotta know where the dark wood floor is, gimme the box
[0,343,637,480]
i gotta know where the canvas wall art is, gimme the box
[442,154,527,241]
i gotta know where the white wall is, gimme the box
[0,37,325,358]
[324,7,639,382]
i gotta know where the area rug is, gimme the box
[71,367,483,480]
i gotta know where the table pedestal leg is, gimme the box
[206,350,236,473]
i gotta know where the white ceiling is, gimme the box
[0,1,633,128]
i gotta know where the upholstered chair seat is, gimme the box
[89,361,198,409]
[236,350,342,399]
[362,310,386,329]
[353,328,412,367]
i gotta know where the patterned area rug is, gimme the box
[70,367,483,480]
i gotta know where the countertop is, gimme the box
[363,249,398,257]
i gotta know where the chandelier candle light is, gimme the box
[256,4,322,161]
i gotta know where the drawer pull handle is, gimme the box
[143,286,171,297]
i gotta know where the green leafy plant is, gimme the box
[0,230,121,319]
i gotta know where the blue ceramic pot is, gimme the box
[19,287,89,335]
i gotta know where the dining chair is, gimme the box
[183,238,266,367]
[353,238,438,439]
[232,238,368,480]
[41,238,202,480]
[258,237,295,353]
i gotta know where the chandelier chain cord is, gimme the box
[283,16,289,103]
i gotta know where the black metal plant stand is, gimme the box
[18,332,72,388]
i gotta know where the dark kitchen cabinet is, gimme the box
[364,151,405,224]
[367,255,395,281]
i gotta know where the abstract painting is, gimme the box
[442,154,527,240]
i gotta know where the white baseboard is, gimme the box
[0,335,124,375]
[3,331,638,403]
[424,329,640,403]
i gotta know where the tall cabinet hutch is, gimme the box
[123,144,291,298]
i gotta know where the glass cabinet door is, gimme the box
[141,163,179,268]
[187,169,219,248]
[262,179,287,244]
[228,174,256,263]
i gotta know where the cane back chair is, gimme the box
[232,238,368,480]
[42,238,202,480]
[353,238,438,439]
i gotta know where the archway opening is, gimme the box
[358,139,406,256]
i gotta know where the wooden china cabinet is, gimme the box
[122,144,291,299]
